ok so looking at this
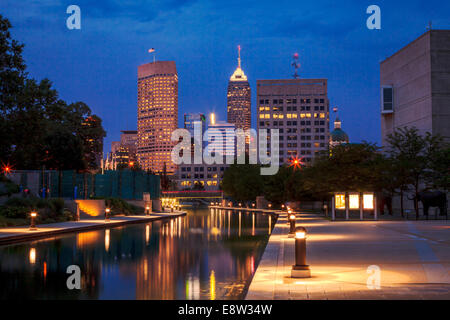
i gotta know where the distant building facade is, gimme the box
[256,79,330,164]
[137,61,178,174]
[227,46,251,131]
[380,30,450,146]
[105,130,138,170]
[176,163,228,191]
[329,116,349,148]
[206,121,236,157]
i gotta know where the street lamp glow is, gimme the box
[105,207,111,222]
[29,211,37,230]
[295,230,306,239]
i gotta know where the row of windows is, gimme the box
[259,106,326,112]
[180,180,218,187]
[181,166,226,172]
[259,120,327,126]
[259,98,325,105]
[272,135,327,141]
[181,174,222,179]
[259,113,326,119]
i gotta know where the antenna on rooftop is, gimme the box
[292,53,300,79]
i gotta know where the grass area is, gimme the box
[0,197,74,227]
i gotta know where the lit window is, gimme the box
[349,194,359,209]
[363,194,374,209]
[335,193,345,209]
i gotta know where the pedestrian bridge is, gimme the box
[161,191,223,206]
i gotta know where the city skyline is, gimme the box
[2,1,450,155]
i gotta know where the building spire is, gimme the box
[230,45,247,81]
[238,45,241,68]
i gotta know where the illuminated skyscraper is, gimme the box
[137,61,178,174]
[227,46,251,131]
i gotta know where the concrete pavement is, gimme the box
[246,212,450,300]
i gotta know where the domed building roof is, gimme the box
[330,116,349,145]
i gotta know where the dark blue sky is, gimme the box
[1,0,449,154]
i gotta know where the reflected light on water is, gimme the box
[210,270,216,300]
[146,225,150,245]
[186,275,200,300]
[105,229,110,252]
[29,248,36,264]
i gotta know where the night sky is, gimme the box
[1,0,449,154]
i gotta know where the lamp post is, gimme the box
[30,211,37,230]
[288,214,296,237]
[291,227,311,278]
[105,207,111,222]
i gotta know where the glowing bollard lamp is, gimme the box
[145,205,150,216]
[291,227,311,278]
[288,214,296,238]
[105,208,111,222]
[29,211,38,230]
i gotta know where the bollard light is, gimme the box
[281,204,285,210]
[171,205,174,213]
[30,211,38,230]
[105,208,111,222]
[145,205,150,216]
[239,203,242,207]
[268,203,272,208]
[291,226,311,278]
[210,202,214,206]
[252,203,255,207]
[288,214,296,237]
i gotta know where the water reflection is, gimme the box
[0,208,274,300]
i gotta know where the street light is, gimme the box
[288,214,296,237]
[291,226,311,278]
[105,207,111,222]
[29,211,37,230]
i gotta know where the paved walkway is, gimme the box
[246,211,450,300]
[0,211,186,245]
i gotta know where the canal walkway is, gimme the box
[0,211,186,245]
[246,211,450,300]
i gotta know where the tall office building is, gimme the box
[137,61,178,174]
[257,79,330,164]
[227,46,251,131]
[380,30,450,146]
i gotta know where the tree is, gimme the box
[263,165,291,204]
[222,164,264,202]
[0,15,106,171]
[385,127,446,218]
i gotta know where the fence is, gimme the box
[8,170,160,200]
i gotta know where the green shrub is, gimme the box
[105,197,143,216]
[0,206,29,219]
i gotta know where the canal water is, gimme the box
[0,208,274,300]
